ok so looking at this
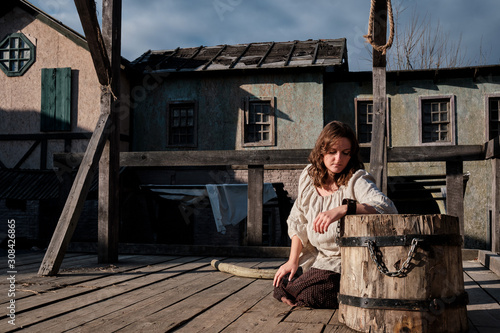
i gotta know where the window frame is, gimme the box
[418,95,456,146]
[485,93,500,141]
[0,32,36,77]
[355,97,374,147]
[166,100,198,148]
[354,97,390,147]
[240,96,276,147]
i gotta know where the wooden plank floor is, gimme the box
[0,251,499,332]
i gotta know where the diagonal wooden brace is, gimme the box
[74,0,111,86]
[38,112,112,276]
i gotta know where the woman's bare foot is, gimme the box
[281,297,297,306]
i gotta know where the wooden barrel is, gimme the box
[338,214,468,333]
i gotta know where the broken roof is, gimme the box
[131,38,348,73]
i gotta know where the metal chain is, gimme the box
[366,237,422,277]
[335,217,344,244]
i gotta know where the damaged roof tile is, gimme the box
[132,38,347,73]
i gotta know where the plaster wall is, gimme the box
[132,72,324,151]
[0,7,130,169]
[0,7,100,134]
[325,73,500,249]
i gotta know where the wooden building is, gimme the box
[125,39,348,246]
[0,0,130,245]
[129,40,499,250]
[1,0,498,255]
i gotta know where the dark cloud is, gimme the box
[26,0,500,70]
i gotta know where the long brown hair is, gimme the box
[308,121,364,188]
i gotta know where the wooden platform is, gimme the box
[1,251,499,332]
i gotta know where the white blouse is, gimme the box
[287,166,398,273]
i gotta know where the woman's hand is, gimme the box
[273,260,299,287]
[313,205,347,233]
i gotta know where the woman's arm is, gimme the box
[313,202,377,234]
[273,235,303,287]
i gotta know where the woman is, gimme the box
[273,121,397,308]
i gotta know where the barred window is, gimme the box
[167,102,197,147]
[356,100,373,144]
[488,96,500,140]
[241,97,275,147]
[0,33,35,77]
[419,96,455,145]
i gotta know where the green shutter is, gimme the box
[41,68,56,131]
[40,67,71,131]
[55,68,71,131]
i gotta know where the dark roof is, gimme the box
[0,169,61,200]
[131,39,348,73]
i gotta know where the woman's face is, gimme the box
[322,137,352,175]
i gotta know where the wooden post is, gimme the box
[369,0,388,193]
[38,0,114,276]
[446,161,465,241]
[73,0,111,86]
[247,165,264,245]
[38,114,112,276]
[493,159,500,253]
[98,0,121,263]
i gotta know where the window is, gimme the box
[0,33,36,77]
[241,97,275,147]
[166,101,197,147]
[419,95,455,145]
[41,68,72,132]
[355,99,373,144]
[487,95,500,140]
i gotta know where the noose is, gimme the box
[364,0,395,55]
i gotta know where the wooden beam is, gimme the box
[369,0,388,192]
[247,165,264,245]
[492,159,500,253]
[40,139,48,170]
[257,42,275,67]
[387,145,485,162]
[485,136,500,159]
[370,67,387,191]
[446,161,465,242]
[371,0,387,68]
[54,145,487,169]
[119,149,311,166]
[14,139,40,169]
[98,0,121,264]
[74,0,111,86]
[38,113,112,276]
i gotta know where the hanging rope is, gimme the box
[364,0,394,55]
[102,81,118,101]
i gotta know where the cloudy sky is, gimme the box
[28,0,499,71]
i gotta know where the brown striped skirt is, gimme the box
[273,267,341,309]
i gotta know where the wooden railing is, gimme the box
[54,143,494,246]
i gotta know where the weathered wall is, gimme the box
[325,72,500,249]
[0,7,100,130]
[132,72,324,151]
[0,6,130,169]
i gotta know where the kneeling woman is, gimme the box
[273,121,398,308]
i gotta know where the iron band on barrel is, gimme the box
[338,234,463,247]
[338,292,469,311]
